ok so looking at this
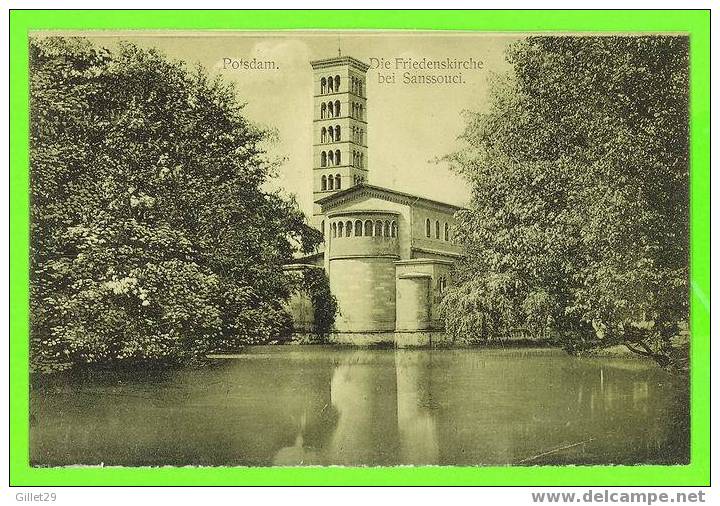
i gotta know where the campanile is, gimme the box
[310,56,370,228]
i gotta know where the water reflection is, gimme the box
[395,350,439,465]
[30,347,689,467]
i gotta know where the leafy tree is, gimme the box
[30,37,319,369]
[282,267,337,342]
[442,36,689,368]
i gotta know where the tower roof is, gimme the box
[310,56,370,72]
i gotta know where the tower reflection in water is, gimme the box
[273,349,440,466]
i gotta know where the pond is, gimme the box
[30,346,689,467]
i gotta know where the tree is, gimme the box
[442,36,689,369]
[30,37,319,369]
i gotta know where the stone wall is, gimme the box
[329,257,397,332]
[395,259,454,330]
[395,274,431,331]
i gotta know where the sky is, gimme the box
[55,31,520,217]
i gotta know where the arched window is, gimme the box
[328,127,334,142]
[334,75,340,92]
[391,221,397,237]
[345,221,352,237]
[327,75,334,93]
[354,220,362,236]
[328,150,335,166]
[384,220,390,236]
[335,174,341,189]
[364,220,373,236]
[335,150,341,165]
[435,220,440,239]
[359,82,363,96]
[375,220,383,236]
[359,128,364,144]
[334,100,341,117]
[335,125,341,141]
[328,174,334,190]
[444,223,449,241]
[321,175,327,190]
[321,127,327,143]
[320,77,326,94]
[425,218,431,238]
[352,151,357,167]
[320,102,326,119]
[321,220,325,236]
[327,101,334,117]
[359,153,363,168]
[332,222,337,238]
[337,221,343,236]
[321,151,327,167]
[358,104,363,120]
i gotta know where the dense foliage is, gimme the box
[302,268,337,340]
[30,37,320,369]
[283,267,337,342]
[441,36,689,368]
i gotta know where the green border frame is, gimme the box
[9,9,710,486]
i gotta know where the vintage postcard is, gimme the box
[20,23,702,478]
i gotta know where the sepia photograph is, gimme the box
[27,30,691,469]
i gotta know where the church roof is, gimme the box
[315,183,465,214]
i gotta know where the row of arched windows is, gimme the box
[319,125,363,144]
[320,100,342,119]
[351,102,364,120]
[321,174,341,191]
[319,75,364,96]
[330,219,398,238]
[321,125,341,143]
[350,76,364,96]
[425,218,452,241]
[352,174,365,185]
[320,150,342,167]
[320,75,341,94]
[352,150,364,168]
[351,126,364,145]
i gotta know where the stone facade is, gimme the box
[317,185,461,341]
[310,56,370,229]
[288,55,464,345]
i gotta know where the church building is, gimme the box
[289,55,463,344]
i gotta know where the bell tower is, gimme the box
[310,56,369,227]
